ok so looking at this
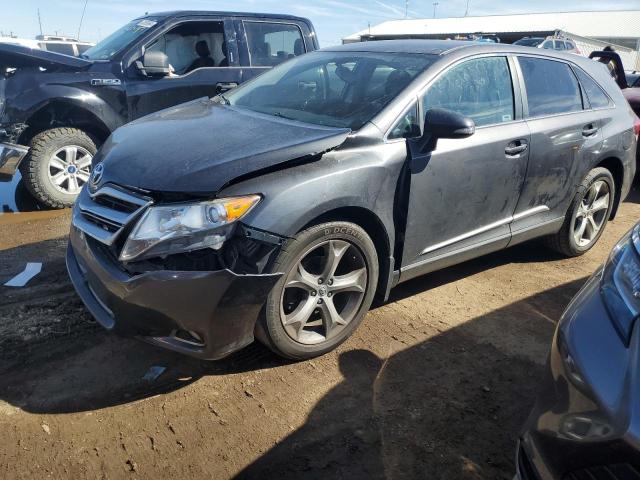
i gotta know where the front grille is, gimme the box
[565,464,640,480]
[74,184,153,246]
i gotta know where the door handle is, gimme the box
[582,124,598,137]
[216,82,238,93]
[505,140,528,157]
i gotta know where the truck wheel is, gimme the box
[257,222,379,360]
[20,128,97,209]
[545,167,615,257]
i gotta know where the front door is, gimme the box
[401,55,530,271]
[125,18,241,120]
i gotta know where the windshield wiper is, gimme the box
[272,112,294,121]
[217,93,230,105]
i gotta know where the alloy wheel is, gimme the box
[47,145,93,195]
[573,180,611,247]
[280,239,368,345]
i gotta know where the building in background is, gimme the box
[343,10,640,70]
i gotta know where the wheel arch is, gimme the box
[595,156,624,220]
[299,206,393,300]
[18,98,116,147]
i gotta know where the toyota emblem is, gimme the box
[91,163,104,186]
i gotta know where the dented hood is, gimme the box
[0,43,93,70]
[96,98,350,194]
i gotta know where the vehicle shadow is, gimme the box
[236,278,586,480]
[625,181,640,204]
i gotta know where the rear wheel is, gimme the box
[257,222,379,360]
[20,128,97,209]
[545,167,614,257]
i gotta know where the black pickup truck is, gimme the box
[0,11,318,208]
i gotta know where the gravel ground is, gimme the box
[0,185,638,479]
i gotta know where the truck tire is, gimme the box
[545,167,615,257]
[256,222,379,360]
[20,128,97,209]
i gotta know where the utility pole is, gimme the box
[77,0,88,40]
[464,0,470,16]
[37,8,43,36]
[433,2,439,18]
[405,0,409,18]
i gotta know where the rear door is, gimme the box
[510,55,604,233]
[237,19,310,83]
[124,16,242,120]
[401,55,530,272]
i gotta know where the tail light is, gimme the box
[634,117,640,136]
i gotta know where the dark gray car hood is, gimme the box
[96,98,350,194]
[0,43,93,70]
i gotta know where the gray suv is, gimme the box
[66,40,637,360]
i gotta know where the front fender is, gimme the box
[4,79,124,133]
[220,141,408,250]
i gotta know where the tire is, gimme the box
[545,167,615,257]
[257,222,379,360]
[20,128,97,209]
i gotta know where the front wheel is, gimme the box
[545,167,615,257]
[20,128,97,209]
[257,222,379,360]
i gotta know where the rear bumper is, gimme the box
[0,142,28,179]
[66,225,281,359]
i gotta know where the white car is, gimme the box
[0,36,94,57]
[514,36,581,54]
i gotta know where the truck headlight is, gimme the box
[601,224,640,345]
[119,195,261,262]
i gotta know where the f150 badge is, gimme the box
[91,79,122,86]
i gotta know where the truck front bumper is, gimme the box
[0,142,28,179]
[67,225,282,360]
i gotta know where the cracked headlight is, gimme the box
[601,224,640,345]
[119,195,261,262]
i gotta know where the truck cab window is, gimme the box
[146,21,229,76]
[244,21,305,67]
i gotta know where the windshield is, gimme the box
[223,51,437,130]
[514,38,543,47]
[82,17,160,60]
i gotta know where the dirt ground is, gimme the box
[0,185,639,480]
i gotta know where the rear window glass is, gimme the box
[574,68,611,109]
[244,21,305,67]
[519,57,583,117]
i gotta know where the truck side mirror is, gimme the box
[136,51,170,77]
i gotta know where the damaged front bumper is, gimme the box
[0,142,28,179]
[67,225,282,359]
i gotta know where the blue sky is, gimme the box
[1,0,639,46]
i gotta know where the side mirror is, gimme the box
[424,108,475,139]
[136,51,170,77]
[410,108,475,154]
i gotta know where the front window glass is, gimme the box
[389,102,419,139]
[224,51,436,130]
[519,57,583,117]
[82,18,159,60]
[422,56,515,127]
[244,22,305,67]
